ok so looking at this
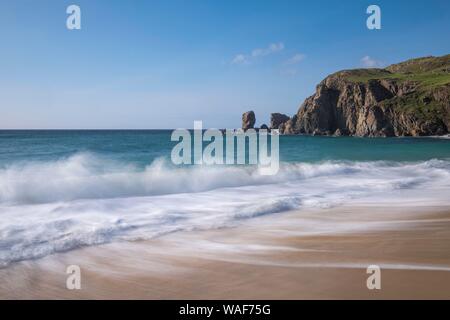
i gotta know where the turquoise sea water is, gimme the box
[1,130,450,166]
[0,130,450,266]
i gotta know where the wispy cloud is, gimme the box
[251,42,284,58]
[231,42,284,65]
[280,68,299,76]
[284,53,306,65]
[361,55,384,68]
[280,53,306,76]
[231,54,248,65]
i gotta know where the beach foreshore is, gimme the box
[1,204,450,299]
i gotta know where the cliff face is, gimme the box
[281,55,450,137]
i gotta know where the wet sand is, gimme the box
[1,204,450,299]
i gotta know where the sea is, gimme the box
[1,130,450,266]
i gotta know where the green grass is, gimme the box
[381,93,443,120]
[345,70,450,90]
[338,54,450,90]
[386,54,450,74]
[343,69,450,88]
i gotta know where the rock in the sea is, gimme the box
[333,128,349,136]
[279,117,296,134]
[270,113,290,130]
[242,111,256,131]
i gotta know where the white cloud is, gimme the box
[281,68,298,76]
[284,53,306,65]
[231,54,248,65]
[251,42,284,57]
[361,55,384,68]
[231,42,284,65]
[279,53,306,76]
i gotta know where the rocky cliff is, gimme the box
[280,55,450,137]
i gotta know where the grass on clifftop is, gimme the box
[346,71,450,90]
[339,54,450,90]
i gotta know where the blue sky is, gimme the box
[0,0,449,129]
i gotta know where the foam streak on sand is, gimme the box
[2,204,450,299]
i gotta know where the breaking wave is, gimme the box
[0,152,450,266]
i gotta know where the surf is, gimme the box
[1,153,450,266]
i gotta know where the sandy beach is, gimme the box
[1,203,450,300]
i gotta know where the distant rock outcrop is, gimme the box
[270,113,290,130]
[278,55,450,137]
[242,111,256,130]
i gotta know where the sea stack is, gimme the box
[270,113,290,130]
[242,111,256,131]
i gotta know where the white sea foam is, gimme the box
[426,134,450,139]
[0,153,450,266]
[0,153,367,204]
